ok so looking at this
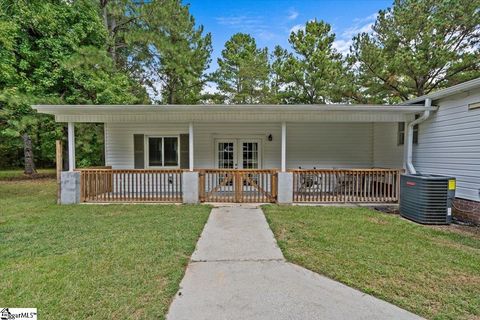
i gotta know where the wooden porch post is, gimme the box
[56,140,63,204]
[189,122,194,171]
[281,121,286,172]
[68,122,75,171]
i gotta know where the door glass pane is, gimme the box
[164,137,178,166]
[242,142,258,169]
[218,142,234,169]
[148,138,162,166]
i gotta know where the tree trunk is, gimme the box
[22,133,37,175]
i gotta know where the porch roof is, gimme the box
[33,104,436,123]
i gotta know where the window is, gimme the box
[397,117,419,146]
[397,122,405,145]
[147,136,178,167]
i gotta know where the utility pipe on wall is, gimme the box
[406,98,432,174]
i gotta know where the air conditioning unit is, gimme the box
[400,174,456,225]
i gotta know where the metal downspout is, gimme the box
[406,98,432,174]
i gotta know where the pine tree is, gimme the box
[349,0,480,102]
[213,33,271,104]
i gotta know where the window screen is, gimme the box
[148,137,179,167]
[397,122,405,145]
[148,138,163,167]
[164,137,178,166]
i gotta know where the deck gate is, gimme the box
[198,169,277,203]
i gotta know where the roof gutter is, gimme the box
[406,98,432,174]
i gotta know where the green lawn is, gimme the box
[0,179,211,319]
[0,168,56,180]
[264,205,480,320]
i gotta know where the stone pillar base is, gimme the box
[277,172,293,204]
[183,171,199,204]
[60,171,80,204]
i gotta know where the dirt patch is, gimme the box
[366,216,389,225]
[0,177,55,185]
[429,223,480,240]
[0,173,56,181]
[372,206,399,215]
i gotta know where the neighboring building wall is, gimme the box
[373,123,405,168]
[413,90,480,202]
[105,122,403,170]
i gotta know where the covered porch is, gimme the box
[33,104,434,204]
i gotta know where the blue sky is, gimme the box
[186,0,392,74]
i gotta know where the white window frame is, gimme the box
[145,135,180,169]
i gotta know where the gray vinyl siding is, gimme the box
[413,90,480,201]
[105,122,403,170]
[373,123,405,168]
[287,123,374,168]
[104,123,189,169]
[192,122,281,168]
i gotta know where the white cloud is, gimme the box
[287,8,299,20]
[215,15,263,27]
[202,82,218,95]
[257,30,276,40]
[343,13,377,38]
[289,24,304,34]
[343,22,375,38]
[333,12,377,56]
[215,14,278,41]
[332,39,352,55]
[353,13,378,24]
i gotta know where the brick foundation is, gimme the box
[453,198,480,225]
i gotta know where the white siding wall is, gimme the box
[287,123,374,168]
[373,123,405,168]
[105,123,189,169]
[413,91,480,201]
[193,122,282,168]
[105,122,404,170]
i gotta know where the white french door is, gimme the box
[216,139,261,169]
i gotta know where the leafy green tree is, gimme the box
[273,20,348,104]
[140,0,212,104]
[213,33,271,104]
[0,0,147,172]
[349,0,480,102]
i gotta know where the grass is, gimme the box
[0,168,56,180]
[263,205,480,320]
[0,178,211,319]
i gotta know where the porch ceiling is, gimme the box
[32,104,436,123]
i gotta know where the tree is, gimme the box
[272,20,348,104]
[213,33,271,104]
[0,0,147,172]
[140,0,212,104]
[349,0,480,102]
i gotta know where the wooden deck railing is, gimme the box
[291,169,401,203]
[199,169,277,203]
[79,169,183,203]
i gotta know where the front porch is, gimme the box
[33,104,433,204]
[76,167,401,204]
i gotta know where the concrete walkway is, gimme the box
[167,205,423,320]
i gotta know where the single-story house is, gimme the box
[33,78,480,222]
